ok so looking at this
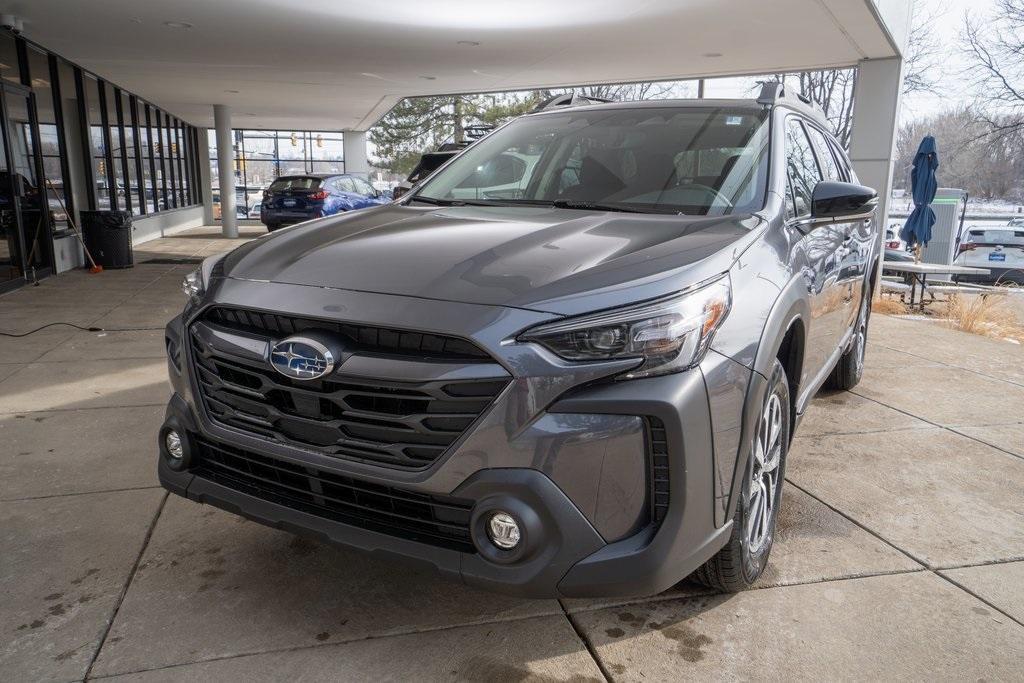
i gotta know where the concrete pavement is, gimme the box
[2,227,1023,681]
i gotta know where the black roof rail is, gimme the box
[532,93,614,112]
[756,80,785,106]
[756,80,824,118]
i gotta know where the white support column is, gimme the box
[848,57,904,291]
[199,128,214,225]
[343,130,370,175]
[214,105,237,238]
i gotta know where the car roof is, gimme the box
[525,96,829,130]
[273,173,350,180]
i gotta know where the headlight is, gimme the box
[181,255,225,305]
[519,275,731,379]
[181,269,204,304]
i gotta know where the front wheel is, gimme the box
[693,359,790,592]
[826,290,870,391]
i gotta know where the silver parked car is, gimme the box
[162,84,878,597]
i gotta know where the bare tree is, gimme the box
[962,0,1024,138]
[902,5,944,96]
[766,4,939,148]
[895,106,1024,200]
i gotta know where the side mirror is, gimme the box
[811,181,877,221]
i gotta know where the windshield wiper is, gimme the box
[550,199,677,214]
[408,195,511,207]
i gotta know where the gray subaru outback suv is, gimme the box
[160,84,878,598]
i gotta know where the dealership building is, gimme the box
[1,0,910,294]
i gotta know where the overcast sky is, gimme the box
[900,0,989,122]
[697,0,990,124]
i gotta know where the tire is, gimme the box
[693,359,790,592]
[826,289,870,391]
[265,222,280,232]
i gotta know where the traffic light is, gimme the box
[316,134,323,148]
[290,132,297,147]
[98,159,105,175]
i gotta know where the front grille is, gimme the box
[193,439,475,552]
[205,306,490,361]
[646,417,670,524]
[189,308,509,470]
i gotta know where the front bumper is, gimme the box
[161,282,752,598]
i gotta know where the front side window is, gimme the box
[784,118,822,218]
[414,107,771,216]
[804,125,842,182]
[352,176,376,196]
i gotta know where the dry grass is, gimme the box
[871,296,908,315]
[941,292,1024,343]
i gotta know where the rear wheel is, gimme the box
[694,359,789,592]
[826,289,870,391]
[265,222,280,232]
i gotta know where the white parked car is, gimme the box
[953,226,1024,285]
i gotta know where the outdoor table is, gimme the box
[881,261,991,310]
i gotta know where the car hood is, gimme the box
[221,204,760,314]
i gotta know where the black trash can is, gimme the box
[80,210,134,269]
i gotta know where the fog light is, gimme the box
[486,512,521,550]
[165,430,184,460]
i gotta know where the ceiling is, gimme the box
[10,0,908,131]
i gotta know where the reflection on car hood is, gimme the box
[220,204,758,314]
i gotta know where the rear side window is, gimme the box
[805,125,843,182]
[967,229,1024,244]
[352,177,376,195]
[784,119,822,218]
[269,177,321,191]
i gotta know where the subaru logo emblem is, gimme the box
[270,337,335,380]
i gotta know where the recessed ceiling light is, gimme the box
[457,40,480,46]
[163,21,193,29]
[419,75,437,80]
[703,52,723,58]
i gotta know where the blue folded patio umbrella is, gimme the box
[899,135,939,248]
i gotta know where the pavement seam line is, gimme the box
[934,571,1024,629]
[785,480,1024,631]
[933,555,1024,571]
[84,611,572,680]
[873,340,1024,389]
[793,424,935,439]
[784,479,930,567]
[559,567,927,616]
[81,565,934,679]
[848,389,1024,463]
[0,403,168,416]
[558,600,613,682]
[83,491,169,682]
[0,485,163,503]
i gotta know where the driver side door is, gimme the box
[784,117,848,384]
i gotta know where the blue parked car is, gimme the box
[260,174,389,231]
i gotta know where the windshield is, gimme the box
[268,177,322,192]
[412,106,770,216]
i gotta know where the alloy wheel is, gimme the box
[746,392,784,554]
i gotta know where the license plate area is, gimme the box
[989,252,1006,262]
